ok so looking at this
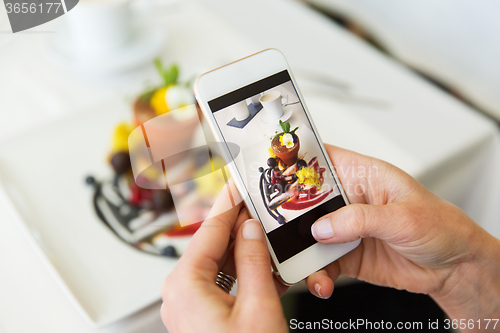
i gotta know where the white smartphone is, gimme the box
[194,49,360,285]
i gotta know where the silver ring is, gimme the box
[216,271,236,293]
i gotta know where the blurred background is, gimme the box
[0,0,499,332]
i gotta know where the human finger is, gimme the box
[311,203,396,244]
[304,266,338,299]
[178,180,243,282]
[233,219,278,303]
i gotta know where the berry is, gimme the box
[267,158,277,168]
[161,245,178,257]
[111,152,131,174]
[258,167,264,173]
[130,185,142,206]
[85,176,95,186]
[297,159,307,170]
[277,215,285,225]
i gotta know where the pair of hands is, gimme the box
[161,145,500,333]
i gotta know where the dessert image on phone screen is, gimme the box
[210,70,346,263]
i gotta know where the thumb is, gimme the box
[234,219,278,302]
[311,204,395,244]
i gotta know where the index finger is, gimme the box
[178,179,243,282]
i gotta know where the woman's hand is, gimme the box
[161,183,288,333]
[305,145,500,331]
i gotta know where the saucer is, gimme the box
[43,21,165,74]
[260,106,293,125]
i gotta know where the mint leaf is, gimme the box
[154,58,163,76]
[290,127,299,135]
[161,64,179,86]
[169,64,179,85]
[154,58,171,86]
[279,120,292,133]
[279,120,285,132]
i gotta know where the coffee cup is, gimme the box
[65,0,136,60]
[259,91,288,120]
[230,100,250,121]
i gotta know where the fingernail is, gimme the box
[314,283,323,298]
[242,219,264,240]
[312,218,334,239]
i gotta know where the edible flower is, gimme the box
[273,120,298,143]
[150,86,170,115]
[280,133,295,148]
[150,85,195,117]
[111,122,134,152]
[296,166,321,189]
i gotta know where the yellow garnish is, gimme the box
[268,147,276,158]
[194,157,227,196]
[296,167,321,189]
[111,122,134,152]
[150,87,170,115]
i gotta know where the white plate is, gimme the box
[260,105,293,125]
[0,100,188,328]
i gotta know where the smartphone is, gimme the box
[194,49,360,285]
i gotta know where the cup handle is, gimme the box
[282,94,288,106]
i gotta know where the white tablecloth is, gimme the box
[307,0,500,120]
[1,0,499,332]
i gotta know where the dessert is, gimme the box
[259,123,333,225]
[271,120,300,166]
[86,60,220,258]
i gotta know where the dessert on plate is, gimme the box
[259,121,333,225]
[86,60,224,257]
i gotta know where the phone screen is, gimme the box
[208,70,346,263]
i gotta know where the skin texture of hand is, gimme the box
[161,183,288,333]
[306,145,500,332]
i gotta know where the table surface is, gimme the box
[1,0,499,332]
[308,0,500,121]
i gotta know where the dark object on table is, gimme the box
[226,103,263,129]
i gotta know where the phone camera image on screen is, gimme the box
[208,70,347,263]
